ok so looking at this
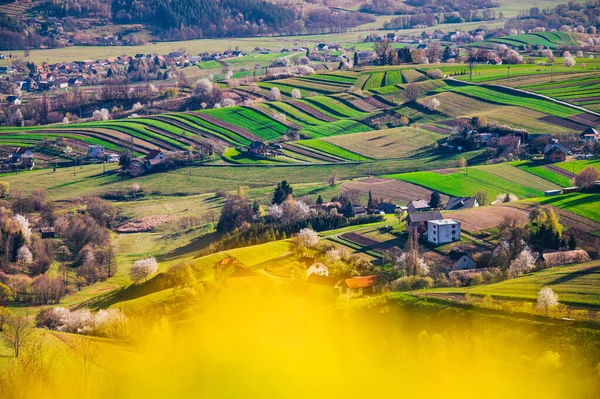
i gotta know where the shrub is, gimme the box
[427,69,443,79]
[390,276,433,292]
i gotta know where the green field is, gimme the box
[322,126,443,159]
[533,193,600,223]
[429,261,600,307]
[449,84,581,118]
[387,167,545,200]
[513,161,573,187]
[293,139,370,162]
[204,107,288,140]
[300,120,371,138]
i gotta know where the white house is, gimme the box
[145,149,167,167]
[87,145,105,159]
[452,255,476,271]
[306,262,329,277]
[426,219,461,245]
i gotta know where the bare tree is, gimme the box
[574,166,599,190]
[1,314,34,357]
[404,83,420,102]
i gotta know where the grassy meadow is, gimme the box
[428,261,600,307]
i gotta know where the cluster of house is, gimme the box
[405,198,468,246]
[245,141,284,158]
[214,257,378,299]
[368,28,485,46]
[5,147,35,169]
[0,47,253,100]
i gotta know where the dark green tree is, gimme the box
[342,200,355,218]
[367,191,374,209]
[429,191,442,209]
[353,51,359,66]
[316,195,324,206]
[568,234,577,250]
[272,180,293,205]
[442,46,452,61]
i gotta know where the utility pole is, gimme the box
[507,66,511,79]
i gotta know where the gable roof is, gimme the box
[344,275,377,289]
[377,203,398,213]
[407,199,429,210]
[542,250,590,267]
[14,147,32,156]
[445,197,478,211]
[146,149,164,160]
[581,127,599,137]
[544,143,568,155]
[407,211,443,223]
[307,274,340,286]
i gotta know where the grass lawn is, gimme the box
[427,261,600,307]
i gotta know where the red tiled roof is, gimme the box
[344,275,377,289]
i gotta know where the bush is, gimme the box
[391,276,433,292]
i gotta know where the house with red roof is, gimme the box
[337,275,378,299]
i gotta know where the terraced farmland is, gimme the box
[362,72,385,90]
[300,120,371,138]
[292,139,369,162]
[322,126,444,159]
[473,32,578,49]
[301,96,367,118]
[387,167,546,200]
[513,161,573,187]
[449,84,581,118]
[517,74,600,111]
[203,107,288,141]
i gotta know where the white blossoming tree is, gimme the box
[269,87,281,101]
[130,257,159,284]
[536,287,558,316]
[13,214,31,243]
[563,57,576,67]
[291,88,302,99]
[508,248,537,277]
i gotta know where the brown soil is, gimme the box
[544,165,574,178]
[281,143,341,163]
[287,100,337,122]
[537,115,588,130]
[432,169,457,175]
[422,124,452,134]
[152,115,228,146]
[341,177,448,204]
[116,215,175,233]
[447,205,530,232]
